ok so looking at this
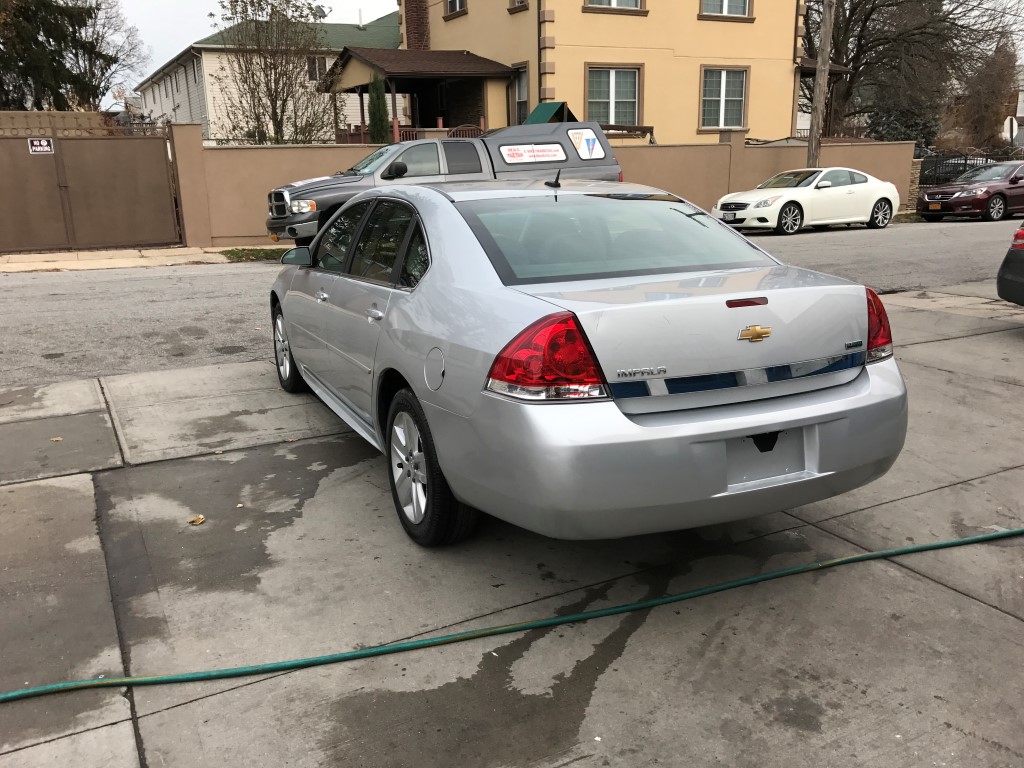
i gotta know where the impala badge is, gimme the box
[738,325,772,343]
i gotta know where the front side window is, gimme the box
[447,0,466,13]
[587,0,641,7]
[457,194,773,285]
[701,0,749,15]
[443,141,483,175]
[514,67,529,125]
[587,67,638,126]
[395,143,441,176]
[348,201,414,283]
[399,223,430,289]
[317,201,371,272]
[821,169,853,187]
[701,68,746,129]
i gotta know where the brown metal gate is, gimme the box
[0,134,180,253]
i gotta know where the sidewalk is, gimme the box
[0,245,278,274]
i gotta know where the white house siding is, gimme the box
[140,54,207,132]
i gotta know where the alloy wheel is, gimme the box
[989,197,1006,220]
[274,314,290,381]
[873,201,892,227]
[781,206,801,234]
[391,411,428,524]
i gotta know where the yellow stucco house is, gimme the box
[329,0,809,145]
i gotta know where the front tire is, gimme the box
[775,203,803,235]
[983,195,1007,222]
[273,305,306,393]
[386,389,478,547]
[867,199,893,229]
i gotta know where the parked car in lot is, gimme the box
[917,161,1024,222]
[266,122,621,245]
[711,167,900,235]
[997,226,1024,305]
[270,180,908,546]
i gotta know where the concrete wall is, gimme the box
[170,123,916,246]
[170,124,381,246]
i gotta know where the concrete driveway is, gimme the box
[1,282,1023,767]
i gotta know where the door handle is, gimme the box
[366,308,384,321]
[315,290,329,303]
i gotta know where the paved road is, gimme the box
[0,218,1018,388]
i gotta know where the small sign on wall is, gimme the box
[28,138,54,154]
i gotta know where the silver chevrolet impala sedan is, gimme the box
[270,180,907,546]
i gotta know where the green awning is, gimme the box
[524,102,579,124]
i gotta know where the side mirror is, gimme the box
[1011,176,1021,185]
[280,246,312,266]
[383,160,408,180]
[816,180,833,189]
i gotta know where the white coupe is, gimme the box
[711,167,901,235]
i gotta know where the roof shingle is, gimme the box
[343,47,513,78]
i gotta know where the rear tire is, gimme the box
[983,195,1007,222]
[867,199,893,229]
[775,203,803,235]
[386,389,479,547]
[922,214,944,222]
[273,305,306,393]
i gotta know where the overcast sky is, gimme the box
[122,0,399,84]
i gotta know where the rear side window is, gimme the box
[822,169,853,187]
[443,141,483,174]
[316,201,371,272]
[852,172,867,184]
[347,201,414,283]
[398,223,430,289]
[456,195,773,285]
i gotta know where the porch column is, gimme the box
[388,78,399,143]
[359,90,366,143]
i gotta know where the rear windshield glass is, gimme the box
[757,170,820,189]
[455,194,774,285]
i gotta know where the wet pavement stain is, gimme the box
[321,566,677,768]
[760,693,825,733]
[94,435,378,668]
[215,345,247,355]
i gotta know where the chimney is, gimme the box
[403,0,429,50]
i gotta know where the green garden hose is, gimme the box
[2,526,1021,705]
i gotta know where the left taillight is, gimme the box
[486,312,607,400]
[866,288,893,363]
[1011,228,1024,249]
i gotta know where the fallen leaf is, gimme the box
[187,514,206,526]
[49,436,63,442]
[236,503,243,508]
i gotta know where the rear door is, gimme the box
[442,140,491,181]
[321,200,416,421]
[284,200,372,377]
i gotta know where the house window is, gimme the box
[587,67,639,126]
[701,68,746,129]
[587,0,641,7]
[701,0,750,15]
[514,67,529,125]
[307,56,328,82]
[447,0,466,13]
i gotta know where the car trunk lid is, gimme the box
[515,266,869,413]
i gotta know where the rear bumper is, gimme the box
[997,249,1024,306]
[266,213,319,241]
[426,358,908,539]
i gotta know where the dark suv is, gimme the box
[917,161,1024,222]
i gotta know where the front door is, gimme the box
[375,141,446,186]
[322,200,416,422]
[289,200,373,383]
[808,169,860,222]
[1006,164,1024,212]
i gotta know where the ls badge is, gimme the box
[738,325,772,343]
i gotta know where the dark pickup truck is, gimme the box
[266,122,622,245]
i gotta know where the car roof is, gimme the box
[417,179,671,202]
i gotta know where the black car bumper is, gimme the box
[265,212,319,241]
[997,249,1024,306]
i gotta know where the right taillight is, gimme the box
[1011,228,1024,249]
[486,312,607,400]
[866,288,893,363]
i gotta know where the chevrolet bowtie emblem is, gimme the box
[738,325,772,342]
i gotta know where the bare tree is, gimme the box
[210,0,335,144]
[802,0,1023,136]
[62,0,148,110]
[961,36,1019,147]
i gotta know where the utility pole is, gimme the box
[807,0,837,168]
